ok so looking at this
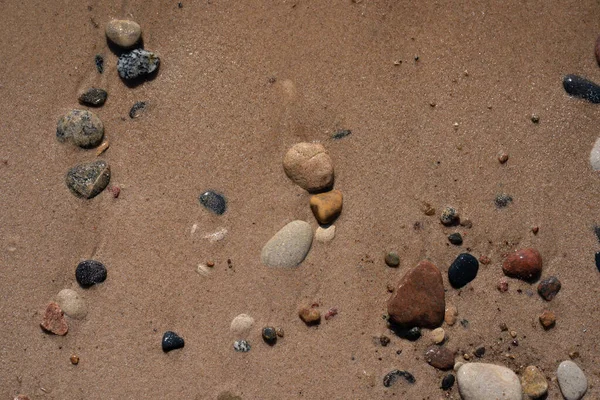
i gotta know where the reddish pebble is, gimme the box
[532,226,539,234]
[70,354,80,365]
[497,279,509,292]
[498,152,509,164]
[479,255,491,265]
[502,248,542,282]
[424,346,455,370]
[108,185,120,198]
[539,310,556,329]
[324,307,338,320]
[40,302,68,335]
[537,276,561,301]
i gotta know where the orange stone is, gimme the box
[502,248,542,282]
[539,310,556,330]
[40,302,68,335]
[309,190,343,224]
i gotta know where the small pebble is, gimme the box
[569,351,580,359]
[262,326,277,343]
[230,314,254,337]
[405,326,422,341]
[498,152,509,164]
[557,360,588,400]
[14,395,31,400]
[532,226,539,234]
[447,232,463,246]
[590,138,600,171]
[479,255,491,265]
[324,307,338,320]
[474,346,485,358]
[497,279,509,292]
[217,392,242,400]
[502,248,543,282]
[56,289,87,319]
[459,219,473,228]
[460,319,470,328]
[509,330,517,338]
[429,327,445,344]
[275,327,285,337]
[539,310,556,329]
[298,307,321,326]
[441,374,455,390]
[315,224,336,242]
[596,251,600,272]
[283,142,334,192]
[129,101,147,118]
[424,346,455,370]
[440,207,459,226]
[331,129,351,139]
[40,302,68,335]
[494,193,513,208]
[420,201,436,216]
[499,322,508,331]
[309,190,343,224]
[563,74,600,103]
[521,365,548,398]
[95,54,104,73]
[162,331,184,352]
[70,355,80,365]
[199,190,227,215]
[75,260,107,287]
[65,160,111,199]
[448,253,479,288]
[379,335,391,346]
[78,88,108,107]
[385,251,400,267]
[382,369,415,387]
[444,305,458,326]
[595,35,600,66]
[537,276,561,301]
[105,19,142,48]
[233,340,251,352]
[56,109,104,148]
[117,49,160,80]
[531,114,540,124]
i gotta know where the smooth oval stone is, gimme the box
[457,363,522,400]
[283,142,334,192]
[105,19,142,48]
[448,253,479,288]
[199,191,226,215]
[78,88,107,107]
[440,206,459,226]
[230,314,254,337]
[65,160,111,199]
[424,345,455,370]
[56,109,104,148]
[117,49,160,80]
[385,251,400,267]
[590,137,600,171]
[162,331,185,352]
[441,374,455,390]
[557,361,587,400]
[563,74,600,103]
[261,220,313,267]
[56,289,87,319]
[521,365,548,398]
[76,260,107,287]
[502,248,542,282]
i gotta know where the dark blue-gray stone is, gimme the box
[162,331,185,352]
[76,260,107,287]
[441,374,455,390]
[383,369,416,387]
[117,49,160,80]
[563,74,600,103]
[199,191,227,215]
[448,253,479,288]
[596,251,600,273]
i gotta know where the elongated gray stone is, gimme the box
[261,220,313,267]
[557,360,587,400]
[457,363,522,400]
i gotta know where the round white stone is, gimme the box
[261,220,313,267]
[230,314,254,337]
[315,225,336,242]
[557,360,587,400]
[105,19,141,48]
[56,289,87,319]
[457,363,522,400]
[590,137,600,171]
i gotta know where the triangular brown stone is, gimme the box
[387,260,445,329]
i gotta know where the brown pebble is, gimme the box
[537,276,561,301]
[498,152,509,164]
[499,322,508,331]
[444,305,458,326]
[532,226,539,234]
[479,255,491,265]
[40,302,68,335]
[569,351,580,359]
[386,283,395,293]
[497,279,509,292]
[463,353,472,361]
[596,35,600,66]
[380,335,391,346]
[14,395,31,400]
[424,346,455,370]
[420,201,436,216]
[206,261,215,267]
[275,327,285,337]
[70,355,80,365]
[108,185,120,198]
[509,330,517,338]
[95,140,109,156]
[539,310,556,329]
[299,307,321,326]
[502,248,543,282]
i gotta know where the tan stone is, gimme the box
[105,19,142,48]
[310,190,342,224]
[445,305,458,326]
[315,224,336,242]
[283,143,334,192]
[40,302,68,335]
[430,327,446,344]
[521,365,548,398]
[299,307,321,325]
[539,310,556,329]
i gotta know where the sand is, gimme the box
[1,0,599,398]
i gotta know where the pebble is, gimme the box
[557,360,588,400]
[70,354,79,365]
[448,232,463,245]
[589,137,600,171]
[494,193,513,208]
[261,220,313,267]
[444,305,458,326]
[230,314,254,337]
[309,190,343,224]
[14,396,31,400]
[117,49,160,80]
[448,253,479,288]
[105,19,142,48]
[497,279,509,292]
[429,327,446,344]
[76,260,107,287]
[65,160,111,199]
[129,101,147,118]
[424,346,455,370]
[262,326,277,343]
[298,307,321,326]
[520,365,548,398]
[95,54,104,73]
[457,363,522,400]
[383,369,415,387]
[537,276,561,301]
[502,248,543,282]
[282,142,334,192]
[331,129,352,139]
[385,251,400,267]
[563,74,600,103]
[531,114,540,124]
[315,224,336,242]
[379,335,391,346]
[405,326,422,341]
[162,331,185,352]
[441,374,455,390]
[474,346,485,358]
[56,109,104,148]
[440,206,459,226]
[78,88,108,107]
[56,289,87,319]
[498,152,509,164]
[596,35,600,66]
[387,260,445,329]
[420,201,436,216]
[539,310,556,329]
[198,190,227,215]
[217,392,242,400]
[233,340,251,352]
[40,302,68,335]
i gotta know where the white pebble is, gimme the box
[457,363,522,400]
[56,289,87,319]
[203,227,228,242]
[589,137,600,171]
[315,225,336,242]
[557,360,587,400]
[230,314,254,337]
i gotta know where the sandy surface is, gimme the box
[1,0,599,398]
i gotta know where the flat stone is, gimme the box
[457,363,522,400]
[56,109,104,148]
[424,346,455,370]
[448,232,463,245]
[40,302,68,335]
[494,193,513,208]
[298,307,321,325]
[315,224,335,242]
[78,88,108,107]
[283,142,334,192]
[387,260,445,329]
[56,289,87,319]
[261,220,313,267]
[502,248,542,282]
[429,327,446,344]
[537,276,561,301]
[199,191,227,215]
[539,310,556,329]
[309,190,342,224]
[76,260,107,287]
[65,160,111,199]
[521,365,548,398]
[105,19,141,48]
[557,360,587,400]
[162,331,184,352]
[230,314,254,337]
[444,305,458,326]
[590,137,600,171]
[117,49,160,80]
[448,253,479,288]
[385,251,400,267]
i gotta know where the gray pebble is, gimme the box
[440,207,459,226]
[557,360,588,400]
[117,49,160,80]
[78,88,107,107]
[56,109,104,148]
[199,191,227,215]
[233,340,251,352]
[65,160,111,199]
[261,220,313,267]
[385,251,400,267]
[494,193,513,208]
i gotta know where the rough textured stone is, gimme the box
[521,365,548,398]
[315,225,335,242]
[56,109,104,148]
[65,160,111,199]
[444,305,458,326]
[424,346,455,370]
[261,220,313,267]
[502,248,542,282]
[162,331,185,352]
[440,206,459,226]
[537,276,561,301]
[56,289,87,319]
[129,101,147,118]
[539,310,556,329]
[298,307,321,325]
[387,260,445,329]
[557,360,588,400]
[105,19,141,48]
[448,253,479,288]
[429,327,446,344]
[76,260,107,287]
[233,340,251,352]
[199,191,227,215]
[78,88,108,107]
[230,314,254,337]
[283,142,334,192]
[117,49,160,80]
[457,363,522,400]
[309,190,342,224]
[40,302,68,335]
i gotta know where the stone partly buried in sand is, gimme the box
[424,345,455,370]
[387,260,445,329]
[56,289,87,319]
[298,307,321,325]
[502,248,542,282]
[283,142,334,192]
[557,360,588,400]
[78,88,108,107]
[261,220,313,267]
[40,302,68,335]
[457,363,522,400]
[590,137,600,171]
[56,109,104,148]
[105,19,142,48]
[66,160,111,199]
[117,49,160,80]
[521,365,548,398]
[309,189,342,224]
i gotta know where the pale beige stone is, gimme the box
[430,327,446,344]
[445,305,458,326]
[105,19,142,48]
[283,143,334,192]
[56,289,87,319]
[315,225,336,242]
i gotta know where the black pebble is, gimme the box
[129,101,146,119]
[596,251,600,273]
[383,369,416,387]
[448,232,463,246]
[95,54,104,74]
[405,327,421,341]
[474,345,486,358]
[262,327,277,344]
[563,74,600,104]
[448,253,479,288]
[441,374,455,390]
[75,260,107,287]
[162,331,185,352]
[332,129,352,140]
[594,225,600,243]
[199,191,227,215]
